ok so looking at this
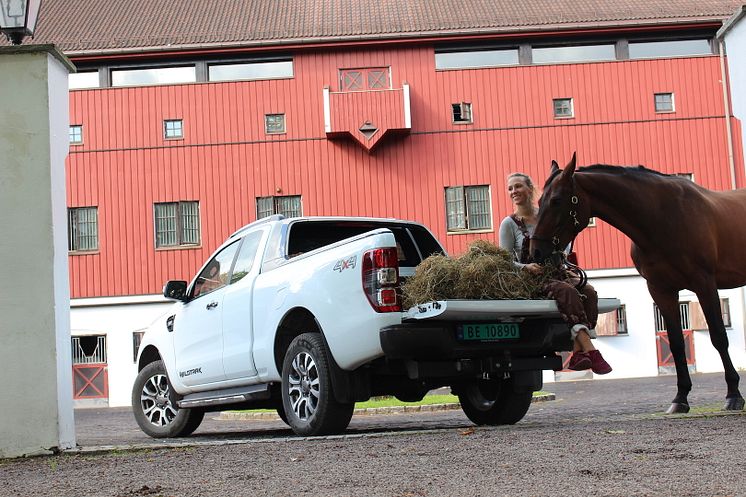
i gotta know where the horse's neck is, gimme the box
[577,172,662,249]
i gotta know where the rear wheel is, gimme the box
[132,360,205,438]
[457,377,533,426]
[281,333,355,436]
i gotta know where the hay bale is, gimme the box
[401,239,558,308]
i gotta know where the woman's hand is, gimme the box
[523,263,543,275]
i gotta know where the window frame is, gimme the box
[163,119,184,140]
[339,67,391,91]
[451,102,473,124]
[553,98,574,119]
[256,195,303,219]
[654,92,675,113]
[69,125,84,145]
[264,113,286,134]
[154,201,201,249]
[445,185,492,232]
[68,206,99,253]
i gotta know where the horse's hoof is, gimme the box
[724,397,745,411]
[665,402,690,414]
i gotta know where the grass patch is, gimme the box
[232,391,551,413]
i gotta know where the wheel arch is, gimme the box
[137,345,162,372]
[273,306,321,374]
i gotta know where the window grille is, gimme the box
[445,185,492,232]
[339,67,390,91]
[256,195,302,219]
[616,305,628,334]
[154,201,200,248]
[654,93,674,113]
[68,207,98,252]
[553,98,574,118]
[164,119,183,139]
[721,298,731,328]
[71,335,107,365]
[265,114,286,134]
[654,302,691,331]
[132,331,145,363]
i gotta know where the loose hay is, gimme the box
[401,239,558,308]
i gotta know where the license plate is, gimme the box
[457,323,520,341]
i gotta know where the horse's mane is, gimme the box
[542,163,677,191]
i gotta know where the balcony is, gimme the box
[323,84,411,152]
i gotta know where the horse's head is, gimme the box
[530,152,592,265]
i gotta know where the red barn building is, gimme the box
[22,0,746,405]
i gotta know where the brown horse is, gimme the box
[530,153,746,413]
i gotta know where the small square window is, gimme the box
[654,93,674,113]
[164,119,183,139]
[553,98,574,118]
[69,125,83,144]
[265,114,286,134]
[452,103,473,124]
[588,217,596,227]
[675,172,694,182]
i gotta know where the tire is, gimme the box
[281,333,355,436]
[132,360,205,438]
[458,377,533,426]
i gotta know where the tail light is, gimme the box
[362,247,401,312]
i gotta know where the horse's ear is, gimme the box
[561,152,577,180]
[550,160,559,175]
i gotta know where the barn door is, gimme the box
[654,303,695,375]
[71,335,109,402]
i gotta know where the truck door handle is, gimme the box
[206,301,218,310]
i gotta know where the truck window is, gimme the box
[230,231,263,284]
[191,241,240,298]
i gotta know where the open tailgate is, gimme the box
[402,298,621,322]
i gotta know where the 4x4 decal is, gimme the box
[333,255,357,273]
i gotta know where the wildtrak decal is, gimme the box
[333,255,357,273]
[179,368,203,378]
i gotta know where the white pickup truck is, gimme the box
[133,215,619,437]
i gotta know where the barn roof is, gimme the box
[11,0,745,55]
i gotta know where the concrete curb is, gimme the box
[218,393,556,421]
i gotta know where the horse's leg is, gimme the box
[695,286,745,411]
[649,285,692,413]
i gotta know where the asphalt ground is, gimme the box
[2,372,745,497]
[72,372,734,449]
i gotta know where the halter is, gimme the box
[530,182,587,289]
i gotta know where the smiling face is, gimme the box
[507,174,534,209]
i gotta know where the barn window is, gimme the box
[532,44,615,64]
[435,48,519,70]
[654,93,675,113]
[208,59,293,81]
[112,66,196,87]
[265,114,286,134]
[445,185,491,232]
[339,67,391,91]
[629,39,712,59]
[69,125,83,144]
[68,207,98,252]
[596,304,628,336]
[553,98,574,118]
[132,331,145,362]
[721,298,731,328]
[163,119,183,139]
[452,102,473,124]
[154,201,200,248]
[256,195,302,219]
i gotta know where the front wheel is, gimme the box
[132,360,204,438]
[281,333,355,436]
[457,377,533,426]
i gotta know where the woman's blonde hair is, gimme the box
[507,172,536,202]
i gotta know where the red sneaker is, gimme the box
[567,352,592,371]
[588,350,612,375]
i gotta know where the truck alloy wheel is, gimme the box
[281,333,354,436]
[131,360,204,438]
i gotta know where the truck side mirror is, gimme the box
[163,280,188,301]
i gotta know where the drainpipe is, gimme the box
[720,39,746,349]
[719,40,737,190]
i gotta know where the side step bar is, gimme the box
[178,383,271,408]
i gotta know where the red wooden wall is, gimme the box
[67,45,745,298]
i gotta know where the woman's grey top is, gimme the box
[499,215,531,269]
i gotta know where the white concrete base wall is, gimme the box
[79,274,746,405]
[71,299,173,407]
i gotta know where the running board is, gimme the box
[177,383,271,408]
